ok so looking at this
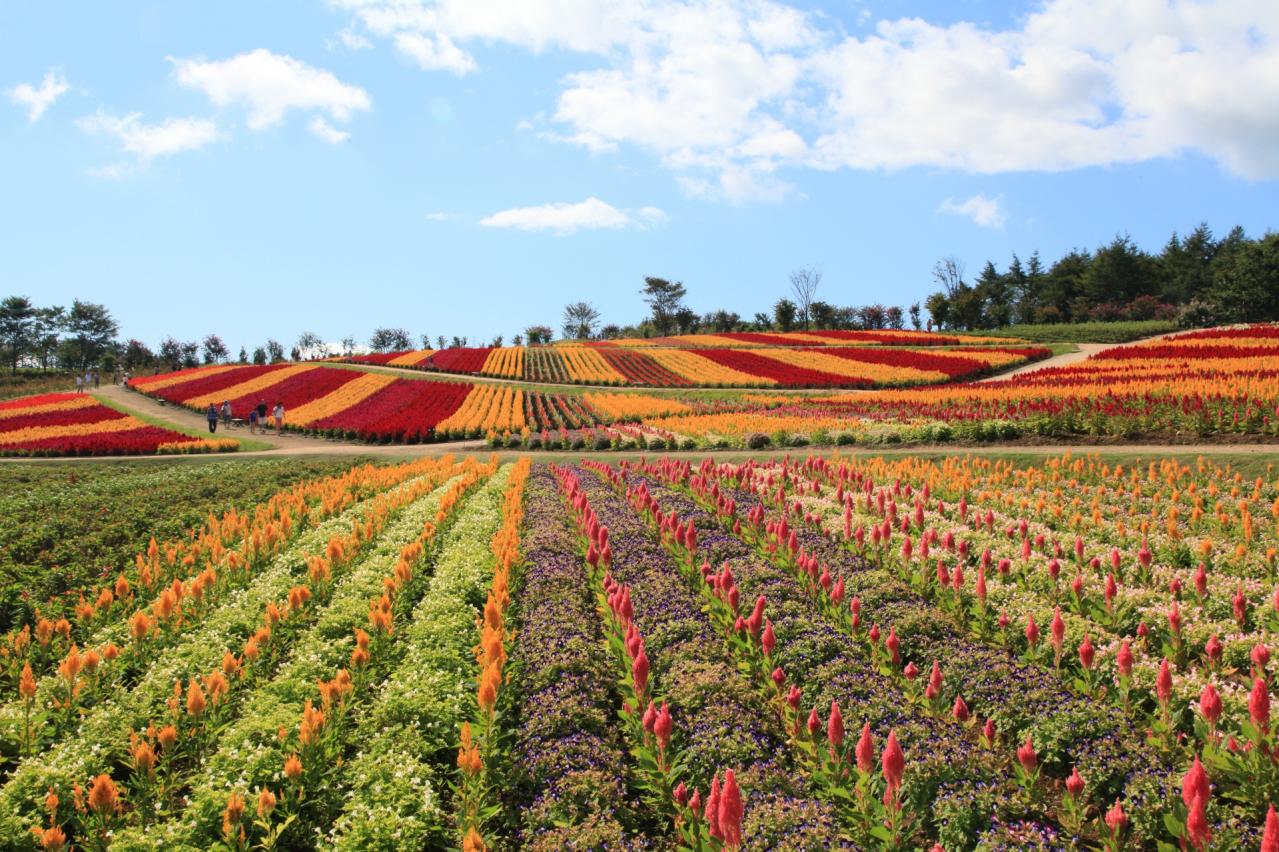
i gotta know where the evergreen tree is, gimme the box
[1207,233,1279,322]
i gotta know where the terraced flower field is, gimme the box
[128,365,609,443]
[0,394,236,457]
[2,452,1276,849]
[644,324,1279,447]
[349,334,1049,389]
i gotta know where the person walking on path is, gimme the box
[256,399,268,427]
[74,375,83,394]
[206,404,219,433]
[247,406,259,434]
[93,370,100,389]
[272,402,285,436]
[220,400,232,428]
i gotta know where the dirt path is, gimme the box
[975,343,1106,381]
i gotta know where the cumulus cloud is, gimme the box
[8,69,70,122]
[77,110,224,176]
[939,194,1007,229]
[171,49,371,132]
[477,197,664,235]
[331,0,1279,190]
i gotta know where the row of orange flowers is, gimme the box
[457,458,530,851]
[218,462,497,849]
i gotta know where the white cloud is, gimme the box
[637,206,668,225]
[308,116,351,144]
[8,69,70,122]
[478,197,664,235]
[171,49,371,132]
[328,27,373,51]
[77,110,224,175]
[393,32,477,74]
[938,194,1007,229]
[332,0,1279,189]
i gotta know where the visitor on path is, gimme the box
[247,407,259,433]
[220,400,232,428]
[93,370,100,389]
[206,404,219,433]
[74,375,83,394]
[272,402,285,435]
[256,399,268,426]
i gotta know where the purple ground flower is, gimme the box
[573,466,846,847]
[508,468,645,843]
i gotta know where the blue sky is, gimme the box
[3,0,1277,351]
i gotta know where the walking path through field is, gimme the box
[974,343,1106,381]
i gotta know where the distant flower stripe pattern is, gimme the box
[0,393,235,457]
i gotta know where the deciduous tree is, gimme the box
[789,266,822,329]
[562,302,601,340]
[0,296,36,373]
[62,300,118,371]
[641,277,687,336]
[369,328,411,352]
[202,334,229,364]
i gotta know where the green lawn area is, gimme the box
[956,320,1177,343]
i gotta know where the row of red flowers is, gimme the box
[0,394,235,457]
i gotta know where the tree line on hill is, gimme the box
[0,298,331,375]
[4,222,1275,372]
[537,270,923,343]
[922,224,1279,331]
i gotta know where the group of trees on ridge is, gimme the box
[543,270,922,343]
[535,224,1279,341]
[3,222,1275,372]
[923,224,1279,331]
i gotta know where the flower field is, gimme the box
[130,365,618,443]
[0,394,236,457]
[347,337,1049,388]
[3,450,1277,849]
[18,322,1269,459]
[643,324,1279,447]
